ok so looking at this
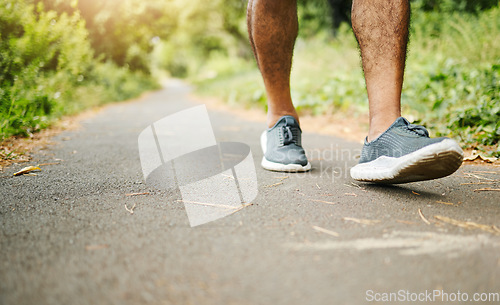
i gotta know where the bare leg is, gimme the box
[351,0,410,141]
[247,0,299,128]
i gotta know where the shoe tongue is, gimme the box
[367,117,409,143]
[393,117,429,137]
[283,116,297,127]
[394,117,410,127]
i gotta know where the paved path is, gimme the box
[1,82,499,305]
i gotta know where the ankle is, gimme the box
[267,111,299,128]
[367,129,384,143]
[368,115,399,142]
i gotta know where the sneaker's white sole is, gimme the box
[260,131,311,172]
[350,139,464,184]
[261,157,312,172]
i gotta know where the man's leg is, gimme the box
[247,0,311,172]
[351,0,409,141]
[350,0,463,183]
[247,0,299,128]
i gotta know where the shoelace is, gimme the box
[407,123,429,137]
[282,126,294,145]
[281,125,302,146]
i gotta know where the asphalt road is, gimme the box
[1,81,499,305]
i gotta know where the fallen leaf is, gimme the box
[13,166,41,176]
[412,191,421,195]
[463,155,478,161]
[464,153,498,163]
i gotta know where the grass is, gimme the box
[192,7,500,157]
[0,64,159,139]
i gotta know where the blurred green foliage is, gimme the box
[405,6,500,155]
[412,0,498,12]
[1,0,92,137]
[1,0,499,154]
[1,0,250,139]
[150,0,249,78]
[0,0,158,139]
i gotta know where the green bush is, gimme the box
[0,0,158,139]
[412,0,498,13]
[0,0,93,137]
[403,7,500,152]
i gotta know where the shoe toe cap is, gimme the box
[266,144,308,166]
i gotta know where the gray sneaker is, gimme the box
[350,117,463,183]
[261,116,311,172]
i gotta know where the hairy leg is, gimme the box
[247,0,299,128]
[351,0,410,141]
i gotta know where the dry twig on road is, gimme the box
[434,215,500,235]
[473,188,500,192]
[125,203,136,214]
[418,209,431,225]
[312,225,339,237]
[309,199,336,205]
[125,192,150,197]
[343,217,380,225]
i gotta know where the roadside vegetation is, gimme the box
[0,0,159,140]
[1,0,248,142]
